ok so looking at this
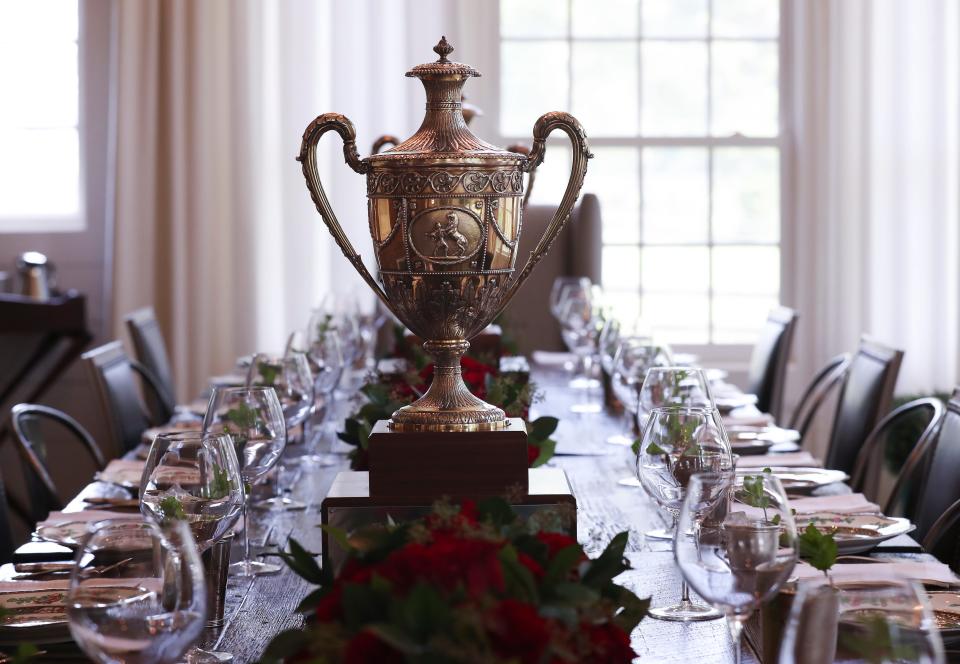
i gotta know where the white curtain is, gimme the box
[789,0,960,395]
[108,0,472,398]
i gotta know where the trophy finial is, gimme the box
[434,36,454,62]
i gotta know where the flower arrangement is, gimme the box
[338,364,559,471]
[262,498,648,663]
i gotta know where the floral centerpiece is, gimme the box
[262,498,648,663]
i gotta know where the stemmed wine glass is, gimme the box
[638,366,716,431]
[139,431,244,664]
[557,286,603,412]
[303,323,346,465]
[676,472,799,664]
[550,276,592,323]
[607,337,672,446]
[202,386,286,576]
[67,519,206,664]
[779,577,945,664]
[636,406,733,621]
[246,352,313,510]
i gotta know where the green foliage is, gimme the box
[256,361,280,386]
[158,495,186,521]
[839,613,919,664]
[798,523,839,575]
[203,464,233,500]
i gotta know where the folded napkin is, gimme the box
[0,577,148,593]
[38,509,141,529]
[788,493,881,515]
[712,383,746,399]
[96,459,146,486]
[531,351,575,367]
[794,561,959,587]
[723,412,775,427]
[737,451,819,468]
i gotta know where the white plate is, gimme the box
[796,512,915,554]
[726,425,801,445]
[929,592,960,643]
[715,394,759,413]
[736,466,848,491]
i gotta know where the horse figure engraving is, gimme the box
[426,211,469,258]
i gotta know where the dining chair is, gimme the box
[10,403,107,523]
[124,307,177,424]
[787,353,851,440]
[849,397,944,516]
[0,472,15,564]
[744,306,798,422]
[913,389,960,544]
[823,337,904,476]
[923,497,960,573]
[82,340,165,456]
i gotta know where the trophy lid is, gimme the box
[367,37,524,162]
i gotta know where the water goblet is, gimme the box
[303,324,346,465]
[607,337,672,446]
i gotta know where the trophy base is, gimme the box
[320,468,577,573]
[369,418,527,497]
[388,389,508,432]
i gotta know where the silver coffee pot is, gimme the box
[16,251,56,300]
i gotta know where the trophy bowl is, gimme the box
[298,37,591,432]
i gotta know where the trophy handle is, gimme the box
[499,112,592,311]
[371,134,400,155]
[298,113,390,306]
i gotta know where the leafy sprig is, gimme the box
[798,522,839,580]
[158,495,186,521]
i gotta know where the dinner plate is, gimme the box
[140,420,202,446]
[34,521,92,548]
[929,592,960,644]
[715,394,759,414]
[796,512,915,554]
[737,466,848,492]
[730,439,775,456]
[0,585,149,645]
[726,425,802,445]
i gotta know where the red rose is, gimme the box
[344,630,404,664]
[486,599,550,664]
[314,586,342,621]
[536,532,582,560]
[377,533,504,597]
[518,552,544,578]
[527,443,540,466]
[581,621,636,662]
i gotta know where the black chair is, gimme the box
[0,472,16,565]
[850,397,944,516]
[914,389,960,544]
[82,341,166,456]
[744,307,798,422]
[788,353,851,440]
[10,403,107,523]
[125,307,177,424]
[823,337,903,476]
[924,497,960,573]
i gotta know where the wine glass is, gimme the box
[67,519,206,664]
[139,431,244,664]
[676,472,799,664]
[202,386,286,576]
[607,337,672,446]
[550,276,591,321]
[558,287,603,411]
[779,577,945,664]
[636,406,733,621]
[303,324,346,465]
[638,366,716,431]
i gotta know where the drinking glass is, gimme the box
[779,578,945,664]
[202,386,286,576]
[558,287,603,411]
[636,406,733,621]
[67,519,206,664]
[677,472,798,664]
[638,366,716,431]
[550,276,591,321]
[303,324,346,465]
[607,337,672,446]
[139,431,244,664]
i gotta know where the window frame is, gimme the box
[473,0,793,364]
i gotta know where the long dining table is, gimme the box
[6,359,938,662]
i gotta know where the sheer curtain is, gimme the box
[788,0,960,395]
[108,0,470,398]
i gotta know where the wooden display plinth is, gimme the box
[321,468,577,573]
[367,418,529,499]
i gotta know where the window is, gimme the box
[498,0,781,344]
[0,0,83,232]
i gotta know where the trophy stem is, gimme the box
[389,339,507,432]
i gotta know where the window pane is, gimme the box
[712,295,779,343]
[501,41,569,136]
[527,141,571,206]
[642,293,709,344]
[590,147,640,244]
[0,41,78,128]
[642,246,709,294]
[500,0,568,38]
[572,41,639,136]
[0,128,80,216]
[603,246,640,290]
[573,0,638,37]
[712,246,779,295]
[712,147,779,243]
[712,41,778,136]
[603,290,642,324]
[712,0,779,38]
[0,0,77,44]
[641,42,707,135]
[642,0,708,38]
[643,147,708,244]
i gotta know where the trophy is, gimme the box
[298,36,591,434]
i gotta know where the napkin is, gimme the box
[531,351,575,367]
[96,459,146,486]
[788,493,881,515]
[737,451,819,468]
[37,509,141,530]
[0,577,148,593]
[723,412,775,427]
[794,561,959,587]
